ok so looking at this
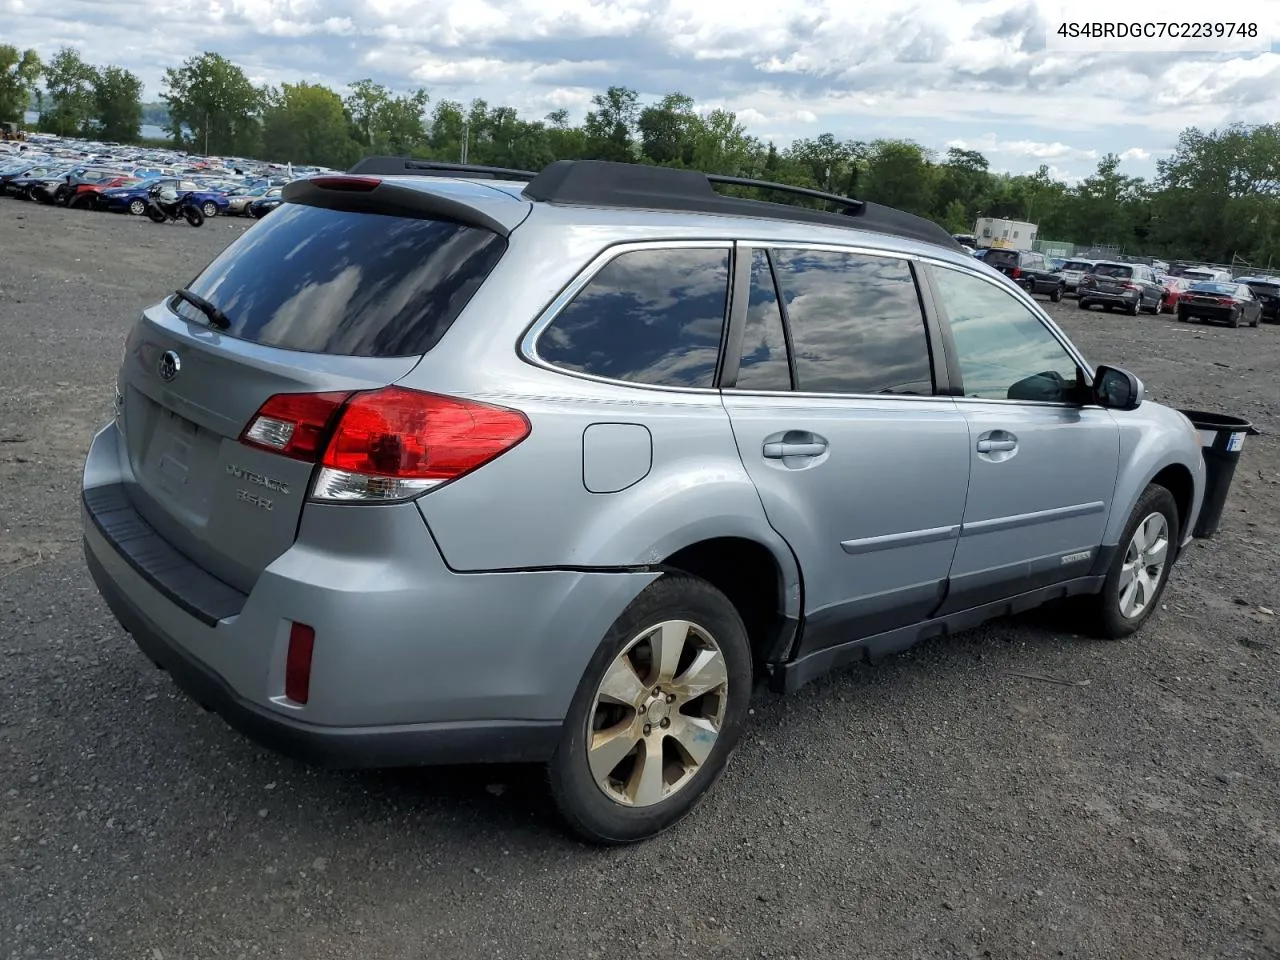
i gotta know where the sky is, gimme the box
[6,0,1280,183]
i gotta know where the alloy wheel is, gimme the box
[586,619,729,808]
[1119,512,1169,619]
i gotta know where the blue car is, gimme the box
[98,177,229,217]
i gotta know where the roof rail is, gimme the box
[521,160,960,250]
[346,156,540,181]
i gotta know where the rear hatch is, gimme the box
[981,249,1021,278]
[1090,264,1133,294]
[1245,281,1280,315]
[1060,260,1092,282]
[115,176,527,593]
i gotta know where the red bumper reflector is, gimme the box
[285,622,316,704]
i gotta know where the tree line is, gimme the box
[2,44,1278,269]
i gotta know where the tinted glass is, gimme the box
[934,267,1081,404]
[1188,282,1237,296]
[1063,261,1092,271]
[734,250,791,391]
[175,203,508,358]
[538,247,729,389]
[1093,264,1133,279]
[1246,282,1280,297]
[982,250,1019,268]
[770,249,934,395]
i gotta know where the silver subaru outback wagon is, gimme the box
[82,158,1208,844]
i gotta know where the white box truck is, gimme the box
[974,218,1038,252]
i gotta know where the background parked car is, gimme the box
[246,186,285,217]
[1158,276,1193,314]
[1236,277,1280,323]
[1078,261,1164,314]
[223,183,274,216]
[99,178,229,217]
[1058,258,1097,296]
[977,248,1066,300]
[1177,281,1263,327]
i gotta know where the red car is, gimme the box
[66,174,138,209]
[1158,276,1192,314]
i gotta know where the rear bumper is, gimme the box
[81,421,656,768]
[84,541,561,768]
[1081,290,1138,306]
[1179,305,1234,322]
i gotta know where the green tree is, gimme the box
[0,45,41,123]
[42,46,99,136]
[161,52,262,155]
[545,109,587,160]
[637,92,698,166]
[687,109,760,176]
[343,79,428,154]
[262,82,360,169]
[783,134,861,192]
[861,139,935,216]
[93,65,144,142]
[583,86,639,162]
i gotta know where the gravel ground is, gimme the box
[1,200,1278,960]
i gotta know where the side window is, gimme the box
[769,249,934,396]
[933,266,1082,404]
[537,247,729,389]
[733,250,791,391]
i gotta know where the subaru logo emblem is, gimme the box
[158,350,181,382]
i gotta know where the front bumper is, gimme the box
[81,421,655,768]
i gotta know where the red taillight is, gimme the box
[1123,282,1139,290]
[1216,297,1234,305]
[312,387,531,502]
[285,622,315,704]
[239,391,353,460]
[1011,266,1021,279]
[241,386,531,502]
[310,176,381,191]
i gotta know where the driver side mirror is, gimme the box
[1093,365,1144,410]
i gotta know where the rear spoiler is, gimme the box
[281,175,531,237]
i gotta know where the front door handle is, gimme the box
[976,438,1017,453]
[763,440,828,459]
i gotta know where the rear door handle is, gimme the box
[763,440,828,459]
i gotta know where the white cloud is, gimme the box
[7,0,1280,180]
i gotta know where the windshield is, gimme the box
[1093,264,1133,279]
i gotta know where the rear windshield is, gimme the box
[981,250,1019,267]
[173,203,507,357]
[1092,264,1133,279]
[1062,261,1092,271]
[1245,281,1279,296]
[1188,282,1238,296]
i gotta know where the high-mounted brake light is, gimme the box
[238,386,531,503]
[239,391,352,460]
[310,176,382,192]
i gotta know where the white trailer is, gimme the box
[974,218,1038,252]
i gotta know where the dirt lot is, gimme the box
[1,200,1278,960]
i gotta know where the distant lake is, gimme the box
[23,111,170,141]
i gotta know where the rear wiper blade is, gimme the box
[173,287,231,330]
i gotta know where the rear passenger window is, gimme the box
[768,249,934,395]
[734,250,791,391]
[538,247,729,389]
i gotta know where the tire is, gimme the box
[128,199,146,216]
[547,572,753,845]
[1050,284,1064,303]
[1128,296,1142,316]
[184,206,205,227]
[1086,484,1180,640]
[146,207,168,224]
[1251,313,1260,327]
[201,201,217,218]
[1078,298,1091,310]
[1228,308,1240,328]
